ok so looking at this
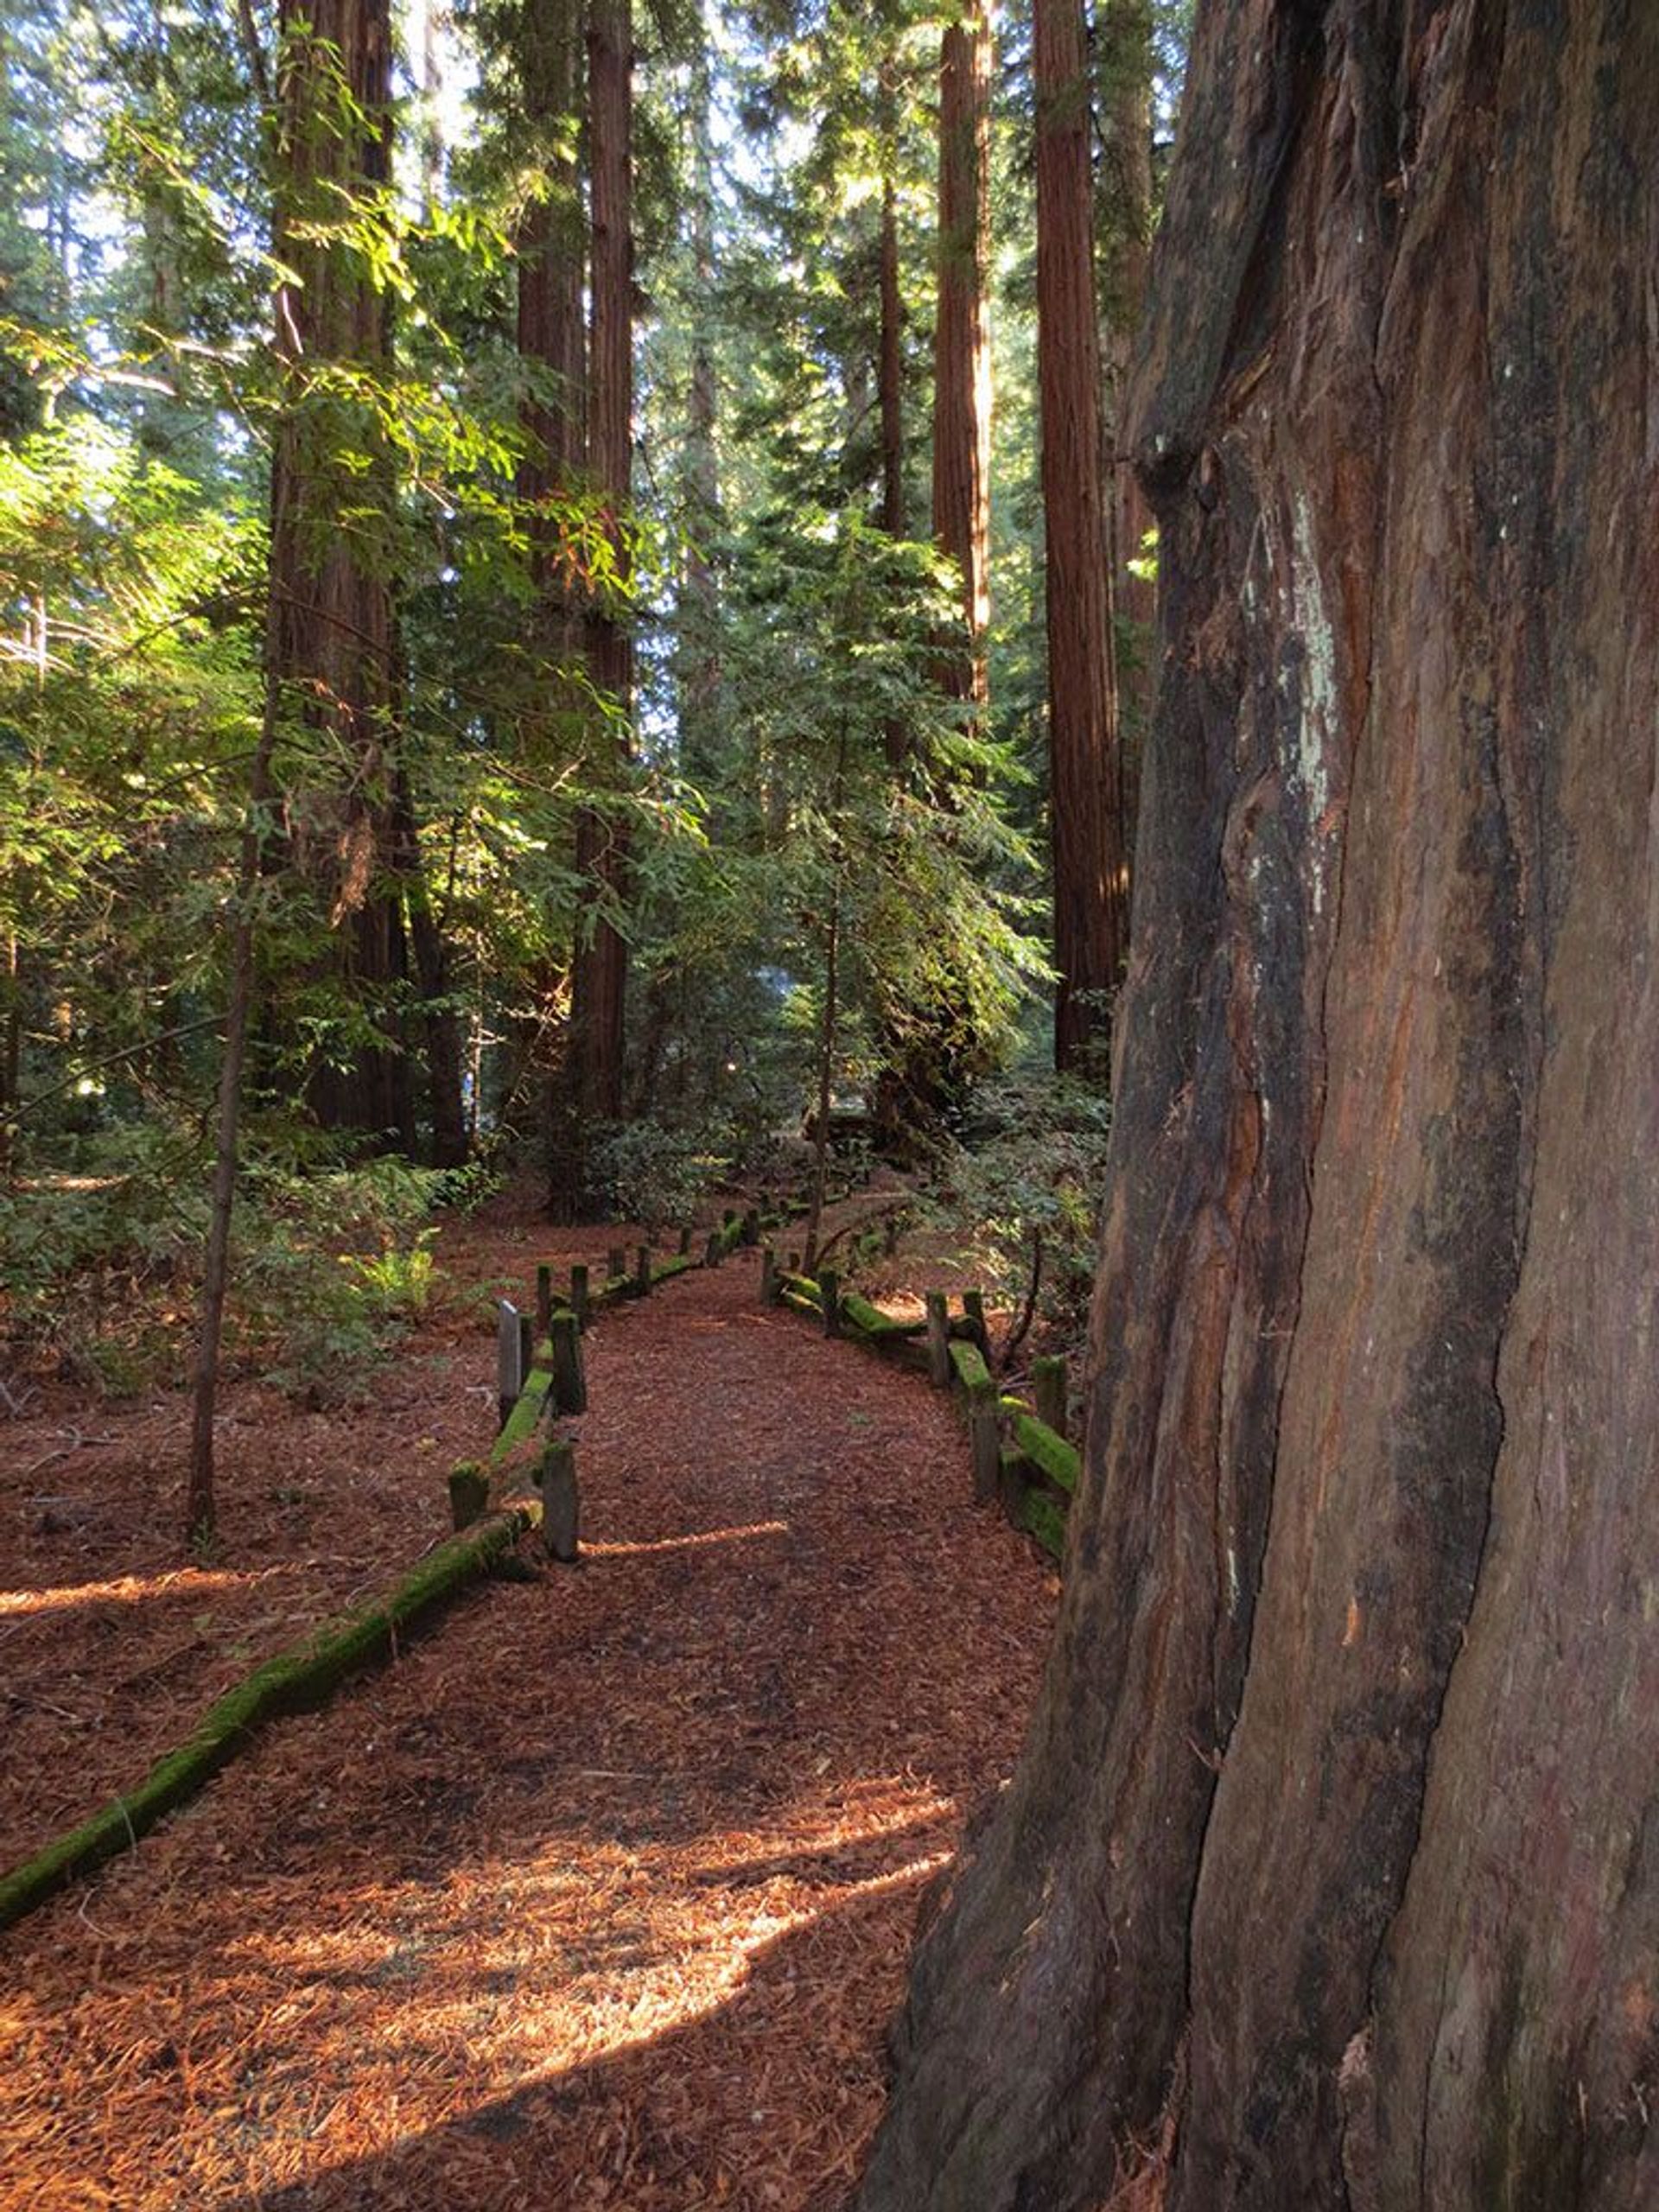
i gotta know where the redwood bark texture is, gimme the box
[931,1,992,709]
[855,5,1659,2209]
[270,0,408,1141]
[1035,0,1126,1072]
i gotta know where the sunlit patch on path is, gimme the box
[2,1247,1056,2210]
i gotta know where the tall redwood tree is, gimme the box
[1034,0,1126,1073]
[931,0,991,711]
[268,0,410,1145]
[855,3,1659,2207]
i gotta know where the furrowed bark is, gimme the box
[855,6,1659,2209]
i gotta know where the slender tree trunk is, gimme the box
[187,696,277,1551]
[516,0,589,1210]
[1,935,22,1183]
[931,0,992,711]
[390,761,466,1166]
[1035,0,1126,1074]
[677,8,721,792]
[878,80,910,774]
[556,0,632,1215]
[855,6,1659,2209]
[1097,0,1155,848]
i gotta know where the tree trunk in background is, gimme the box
[931,0,991,711]
[676,7,721,792]
[1035,0,1125,1075]
[1097,0,1154,861]
[877,75,910,776]
[556,0,632,1216]
[854,5,1659,2209]
[516,0,588,1207]
[270,0,408,1146]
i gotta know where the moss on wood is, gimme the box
[0,1497,537,1932]
[840,1292,926,1340]
[1010,1411,1080,1495]
[1020,1488,1066,1560]
[949,1338,994,1395]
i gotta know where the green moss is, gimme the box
[0,1501,535,1932]
[1020,1489,1066,1560]
[1010,1412,1079,1495]
[949,1338,994,1395]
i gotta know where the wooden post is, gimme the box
[537,1439,580,1562]
[925,1291,951,1388]
[819,1268,842,1338]
[1033,1353,1068,1438]
[569,1263,590,1330]
[787,1249,801,1274]
[741,1206,760,1247]
[536,1263,554,1341]
[550,1312,587,1414]
[969,1379,1001,1505]
[607,1246,626,1281]
[635,1243,652,1294]
[884,1213,900,1256]
[448,1461,490,1530]
[760,1244,779,1305]
[679,1224,692,1255]
[497,1300,524,1430]
[705,1230,722,1268]
[963,1287,991,1359]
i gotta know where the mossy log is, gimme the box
[777,1269,823,1308]
[0,1496,537,1933]
[1019,1486,1066,1561]
[948,1338,994,1396]
[779,1286,822,1320]
[496,1357,555,1450]
[1010,1410,1080,1495]
[649,1253,700,1285]
[839,1292,926,1341]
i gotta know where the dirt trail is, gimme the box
[2,1244,1056,2211]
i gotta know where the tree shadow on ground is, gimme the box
[224,1835,941,2212]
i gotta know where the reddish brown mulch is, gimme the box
[1,1202,1057,2209]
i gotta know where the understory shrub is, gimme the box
[927,1073,1113,1355]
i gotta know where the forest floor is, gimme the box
[0,1181,1058,2209]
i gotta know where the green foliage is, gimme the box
[589,1117,723,1234]
[929,1073,1114,1344]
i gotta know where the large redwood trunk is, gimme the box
[270,0,408,1143]
[1035,0,1126,1074]
[931,0,991,710]
[855,5,1659,2209]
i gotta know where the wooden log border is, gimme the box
[763,1263,1080,1567]
[0,1176,882,1931]
[0,1498,536,1934]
